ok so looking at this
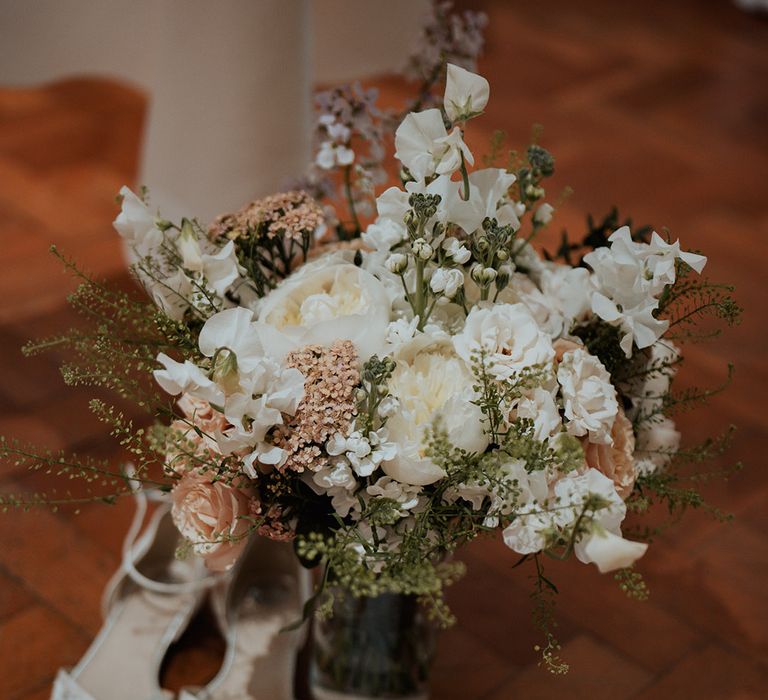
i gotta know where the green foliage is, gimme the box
[546,207,652,266]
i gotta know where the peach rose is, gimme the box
[165,396,233,474]
[552,337,583,363]
[581,408,637,499]
[171,471,253,572]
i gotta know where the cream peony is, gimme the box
[453,303,555,380]
[382,336,489,486]
[258,259,392,360]
[557,348,618,445]
[171,472,253,572]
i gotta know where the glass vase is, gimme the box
[309,589,436,700]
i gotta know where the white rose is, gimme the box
[258,259,391,360]
[557,348,618,445]
[382,335,489,486]
[453,303,555,380]
[515,387,562,442]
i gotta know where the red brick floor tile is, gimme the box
[431,625,515,700]
[0,567,35,622]
[632,644,768,700]
[485,634,652,700]
[0,604,88,699]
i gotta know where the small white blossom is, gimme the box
[533,202,554,225]
[442,237,471,263]
[430,267,464,298]
[412,238,433,260]
[386,253,408,274]
[366,476,422,515]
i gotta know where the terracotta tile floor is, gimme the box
[1,1,767,698]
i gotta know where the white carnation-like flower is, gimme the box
[453,303,555,380]
[515,387,562,442]
[362,217,407,252]
[382,336,489,486]
[258,260,392,360]
[557,348,618,445]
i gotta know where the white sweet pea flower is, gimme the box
[154,353,224,405]
[581,530,648,574]
[453,303,555,380]
[430,267,464,298]
[557,348,618,445]
[200,241,241,297]
[312,461,357,491]
[362,218,407,252]
[198,307,266,372]
[113,186,163,257]
[433,126,474,175]
[584,227,707,356]
[258,260,392,360]
[447,168,519,234]
[443,63,490,123]
[394,109,473,179]
[149,268,195,322]
[177,219,204,271]
[243,444,288,478]
[383,335,489,486]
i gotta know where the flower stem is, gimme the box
[343,165,362,237]
[459,152,471,201]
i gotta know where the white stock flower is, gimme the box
[430,267,464,298]
[533,203,554,225]
[258,260,392,360]
[453,303,555,381]
[557,348,618,445]
[442,237,471,264]
[327,429,397,478]
[394,109,473,179]
[444,63,490,122]
[383,336,489,486]
[316,141,354,170]
[367,476,421,514]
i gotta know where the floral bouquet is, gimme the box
[2,4,741,698]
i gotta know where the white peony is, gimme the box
[444,63,490,122]
[453,303,555,380]
[382,336,489,486]
[557,348,618,445]
[258,260,392,360]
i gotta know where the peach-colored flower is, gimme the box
[165,395,232,475]
[552,338,582,363]
[581,408,637,499]
[171,471,253,572]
